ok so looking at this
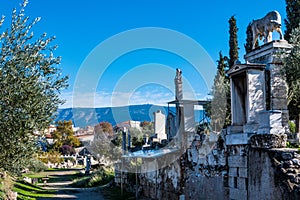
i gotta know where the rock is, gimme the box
[291,158,300,166]
[286,173,296,180]
[280,168,287,173]
[282,152,293,160]
[287,168,297,174]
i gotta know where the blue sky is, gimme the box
[0,0,287,108]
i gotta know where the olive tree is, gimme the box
[0,1,68,174]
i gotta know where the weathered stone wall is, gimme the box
[138,159,182,200]
[248,148,282,199]
[248,148,300,200]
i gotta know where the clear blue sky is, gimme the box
[0,0,287,108]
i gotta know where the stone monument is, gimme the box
[174,68,183,101]
[153,110,167,142]
[225,11,291,200]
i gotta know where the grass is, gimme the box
[71,168,114,187]
[23,168,82,183]
[13,181,56,200]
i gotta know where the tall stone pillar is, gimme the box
[244,40,292,134]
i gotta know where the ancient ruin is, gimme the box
[115,11,300,200]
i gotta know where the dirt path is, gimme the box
[38,169,105,200]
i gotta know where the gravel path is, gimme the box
[38,169,105,200]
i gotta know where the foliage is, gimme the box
[0,0,68,175]
[289,120,296,133]
[95,121,113,136]
[87,127,122,166]
[286,141,299,149]
[129,127,145,147]
[284,0,300,42]
[51,120,80,150]
[111,131,122,147]
[228,15,239,69]
[282,26,300,132]
[141,121,154,136]
[244,22,259,53]
[38,150,64,164]
[209,52,231,131]
[209,52,229,131]
[72,167,114,187]
[27,158,47,173]
[60,144,76,155]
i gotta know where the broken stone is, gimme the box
[282,152,293,160]
[291,158,300,166]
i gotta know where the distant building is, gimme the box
[115,120,142,131]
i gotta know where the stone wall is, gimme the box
[119,136,300,199]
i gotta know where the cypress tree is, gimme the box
[228,15,239,69]
[209,52,231,132]
[284,0,300,42]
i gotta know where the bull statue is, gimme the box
[251,10,284,49]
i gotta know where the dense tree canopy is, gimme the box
[209,52,230,131]
[0,1,68,174]
[284,0,300,42]
[282,26,300,132]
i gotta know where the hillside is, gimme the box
[56,104,207,128]
[55,104,171,127]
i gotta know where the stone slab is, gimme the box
[226,133,249,145]
[229,188,248,200]
[229,167,238,177]
[238,177,247,190]
[239,167,248,178]
[228,155,248,168]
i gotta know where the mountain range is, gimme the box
[55,104,172,127]
[56,104,207,128]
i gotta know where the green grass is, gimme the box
[13,181,56,200]
[23,168,82,184]
[71,168,114,188]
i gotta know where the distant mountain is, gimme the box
[55,104,207,128]
[55,104,171,127]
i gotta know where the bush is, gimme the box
[28,159,47,173]
[60,145,76,155]
[289,121,296,133]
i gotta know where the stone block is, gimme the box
[229,188,247,200]
[227,126,243,134]
[271,98,288,110]
[239,167,248,178]
[229,167,238,177]
[228,176,235,188]
[237,177,247,190]
[226,133,249,145]
[243,123,260,134]
[228,155,248,168]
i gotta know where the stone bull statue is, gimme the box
[251,10,284,49]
